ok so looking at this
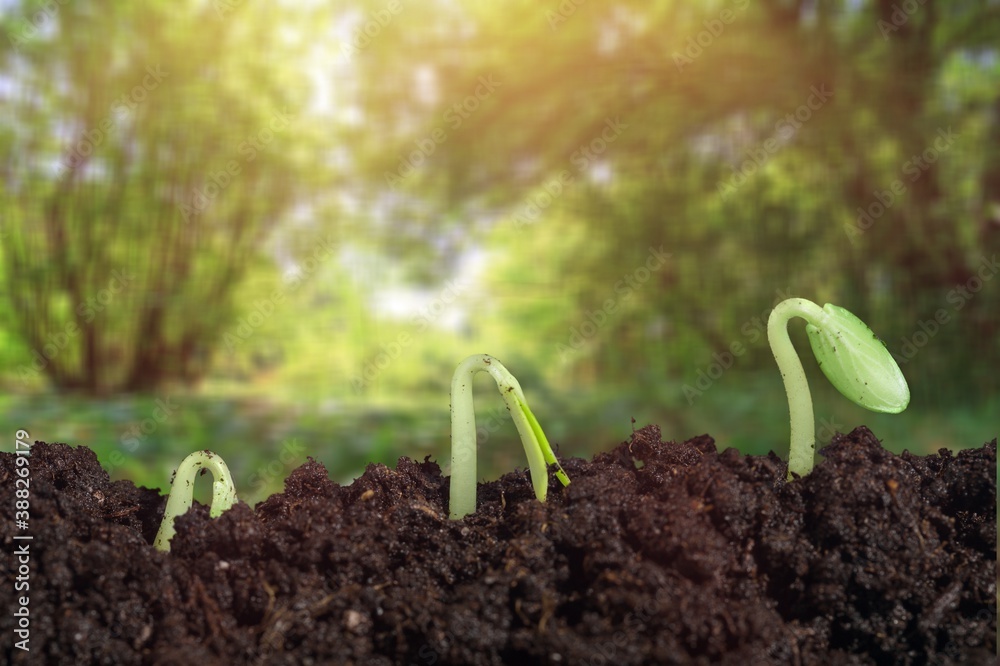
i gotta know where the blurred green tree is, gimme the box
[1,0,329,394]
[348,0,1000,400]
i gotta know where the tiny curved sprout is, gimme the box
[768,298,910,480]
[449,354,570,520]
[153,450,238,552]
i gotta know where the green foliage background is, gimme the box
[0,0,997,502]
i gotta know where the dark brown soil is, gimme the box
[1,425,996,665]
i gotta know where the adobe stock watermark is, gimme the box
[717,85,833,200]
[682,287,795,404]
[877,0,928,40]
[384,76,501,189]
[930,601,997,665]
[546,0,588,31]
[60,65,169,173]
[814,415,847,443]
[672,0,749,72]
[556,246,671,361]
[16,269,137,386]
[844,127,958,244]
[340,0,403,61]
[214,0,246,19]
[107,396,182,475]
[180,107,293,222]
[412,579,663,666]
[448,402,520,469]
[244,437,307,505]
[6,0,71,51]
[511,116,628,228]
[892,254,998,366]
[221,234,337,352]
[351,278,469,391]
[473,404,520,450]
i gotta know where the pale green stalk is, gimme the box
[767,299,827,479]
[154,450,238,552]
[768,298,909,480]
[450,354,569,519]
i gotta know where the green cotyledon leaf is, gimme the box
[806,303,910,413]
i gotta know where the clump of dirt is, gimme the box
[1,425,995,665]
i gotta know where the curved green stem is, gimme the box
[768,297,910,480]
[449,354,569,519]
[154,450,238,552]
[767,298,829,480]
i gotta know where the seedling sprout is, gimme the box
[767,298,910,480]
[449,354,570,519]
[153,450,238,552]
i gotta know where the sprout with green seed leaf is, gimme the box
[153,450,238,552]
[449,354,570,519]
[767,298,910,480]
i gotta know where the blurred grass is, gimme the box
[3,370,994,506]
[0,389,445,506]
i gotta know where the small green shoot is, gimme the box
[153,450,238,552]
[767,298,910,480]
[449,354,570,519]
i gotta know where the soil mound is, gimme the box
[1,426,995,664]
